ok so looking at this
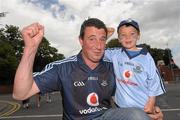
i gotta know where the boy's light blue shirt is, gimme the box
[105,47,166,109]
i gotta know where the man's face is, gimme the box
[118,25,140,50]
[79,26,107,64]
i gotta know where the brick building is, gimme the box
[158,60,180,82]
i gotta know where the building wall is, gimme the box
[158,65,180,82]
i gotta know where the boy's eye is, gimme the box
[119,34,125,39]
[120,34,125,37]
[131,33,135,36]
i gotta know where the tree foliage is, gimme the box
[0,40,18,84]
[34,37,64,71]
[0,25,65,85]
[106,38,122,48]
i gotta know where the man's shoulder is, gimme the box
[101,58,114,71]
[53,55,78,66]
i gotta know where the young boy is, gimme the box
[105,18,166,113]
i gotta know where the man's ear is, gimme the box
[79,37,83,46]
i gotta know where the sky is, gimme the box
[1,0,180,66]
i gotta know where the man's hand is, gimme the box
[21,23,44,49]
[148,106,163,120]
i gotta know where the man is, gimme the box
[13,18,161,120]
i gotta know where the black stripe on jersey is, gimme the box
[156,70,166,93]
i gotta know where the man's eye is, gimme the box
[121,34,125,37]
[100,38,106,41]
[90,38,95,41]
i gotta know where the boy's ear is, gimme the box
[137,36,140,40]
[118,37,122,43]
[137,33,140,40]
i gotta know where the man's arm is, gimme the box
[13,23,44,100]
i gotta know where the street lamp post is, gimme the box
[167,43,175,81]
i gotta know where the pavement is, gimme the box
[0,82,180,120]
[0,95,21,118]
[0,92,62,120]
[0,102,8,113]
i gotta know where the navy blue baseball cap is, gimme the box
[117,18,140,32]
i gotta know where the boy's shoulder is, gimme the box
[136,46,150,55]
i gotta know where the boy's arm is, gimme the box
[104,48,120,61]
[147,54,166,97]
[144,96,156,114]
[104,27,116,61]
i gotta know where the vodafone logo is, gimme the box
[123,70,133,79]
[87,92,99,106]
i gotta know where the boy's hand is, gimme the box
[148,106,163,120]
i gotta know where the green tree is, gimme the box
[0,25,65,85]
[106,38,122,48]
[0,40,18,84]
[0,26,20,85]
[34,37,65,72]
[149,48,164,65]
[163,48,172,66]
[4,25,23,60]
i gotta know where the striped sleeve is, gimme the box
[147,54,166,96]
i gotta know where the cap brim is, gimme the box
[119,23,140,32]
[107,27,115,39]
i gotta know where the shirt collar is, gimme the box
[121,46,148,55]
[77,50,104,68]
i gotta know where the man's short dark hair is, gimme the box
[79,18,107,39]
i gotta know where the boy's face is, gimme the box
[118,25,140,50]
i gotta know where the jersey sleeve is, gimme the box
[33,63,61,95]
[104,48,120,61]
[147,54,166,96]
[104,49,113,61]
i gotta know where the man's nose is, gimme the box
[96,39,102,49]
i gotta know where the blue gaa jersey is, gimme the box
[105,47,166,109]
[33,52,116,120]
